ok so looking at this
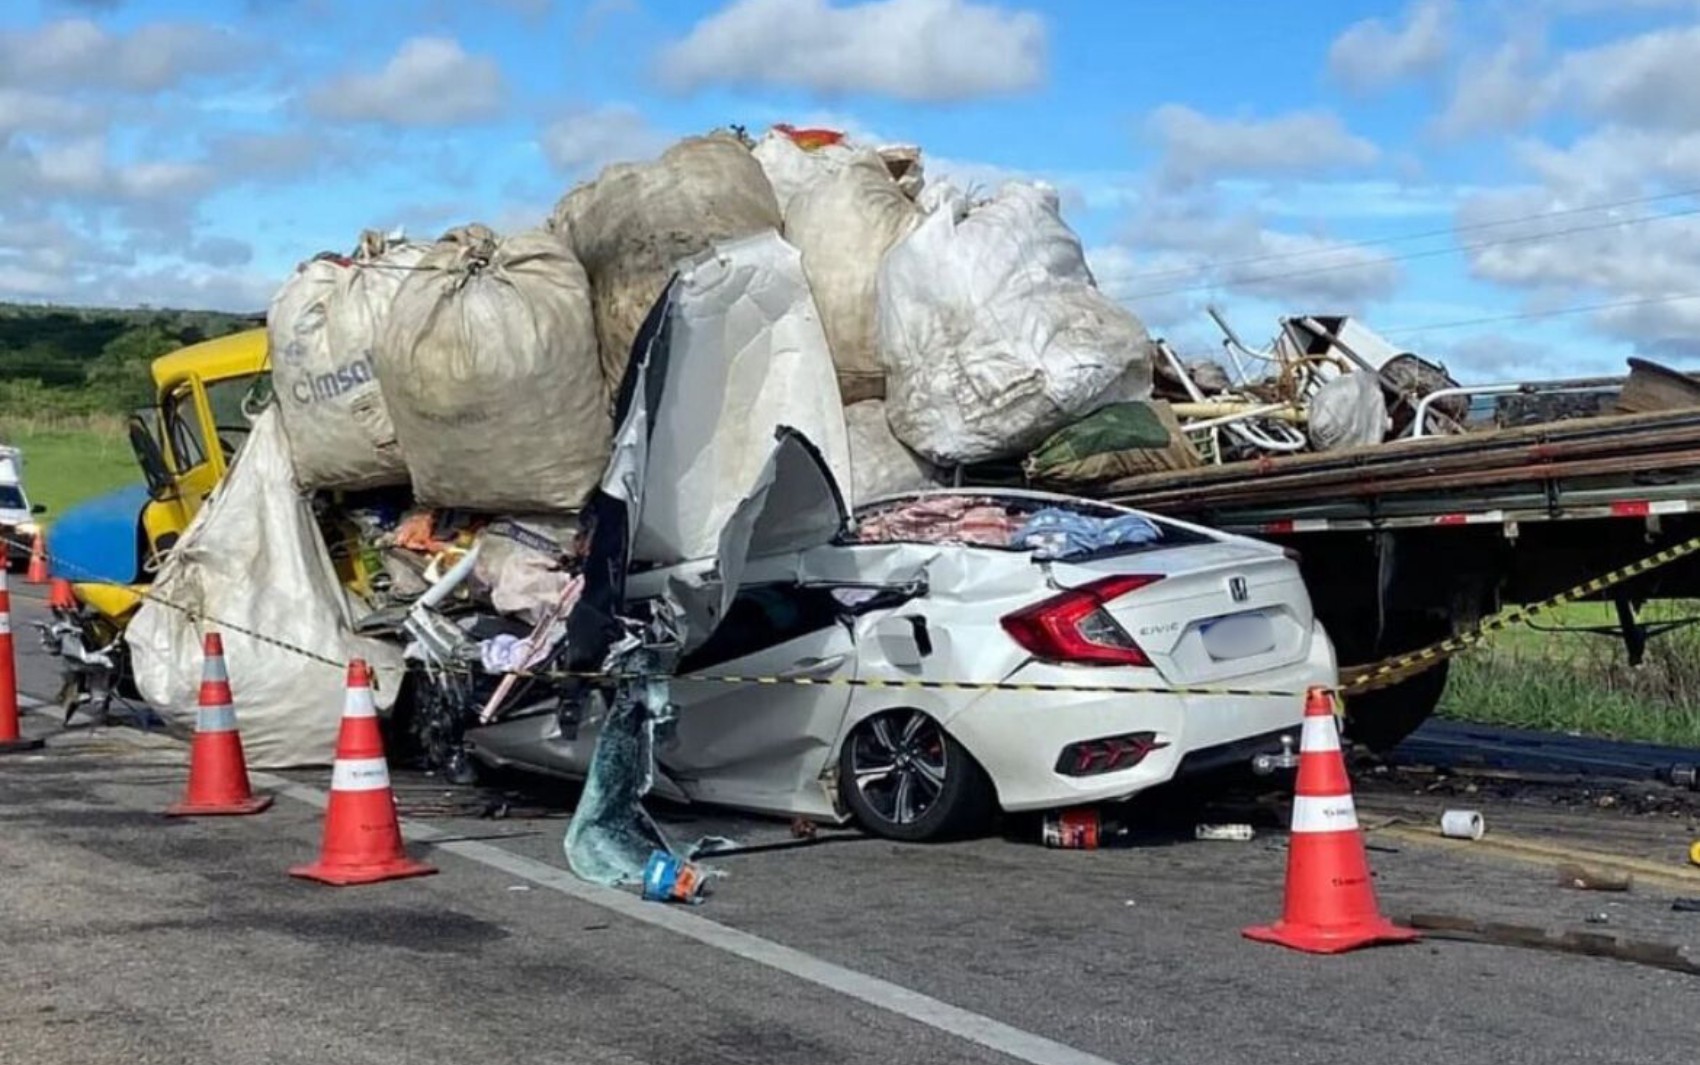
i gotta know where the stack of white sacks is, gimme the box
[266,125,1154,511]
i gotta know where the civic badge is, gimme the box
[1228,576,1249,603]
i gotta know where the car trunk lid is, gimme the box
[1043,540,1314,685]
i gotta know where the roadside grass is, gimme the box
[1,414,137,518]
[1438,599,1700,748]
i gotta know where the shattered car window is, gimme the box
[680,584,846,672]
[851,494,1209,561]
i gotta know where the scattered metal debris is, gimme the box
[1403,912,1700,977]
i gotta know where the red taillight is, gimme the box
[1000,575,1162,667]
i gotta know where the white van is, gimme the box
[0,446,45,569]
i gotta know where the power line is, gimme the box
[1379,292,1700,337]
[1107,184,1700,287]
[1106,204,1700,303]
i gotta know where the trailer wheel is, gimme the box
[1343,657,1450,753]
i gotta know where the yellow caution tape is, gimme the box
[1339,534,1700,695]
[26,532,1700,702]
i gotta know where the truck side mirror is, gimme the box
[30,503,45,515]
[128,414,174,501]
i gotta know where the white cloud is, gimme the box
[0,18,241,92]
[1328,0,1453,92]
[1552,25,1700,128]
[308,37,505,126]
[656,0,1046,102]
[1433,37,1550,138]
[540,105,671,174]
[187,235,255,268]
[1147,105,1380,184]
[0,89,95,137]
[33,137,108,195]
[1515,126,1700,199]
[1453,178,1700,357]
[1104,195,1402,315]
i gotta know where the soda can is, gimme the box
[1042,808,1102,849]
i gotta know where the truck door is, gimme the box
[160,376,225,519]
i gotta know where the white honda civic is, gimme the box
[652,490,1335,841]
[470,484,1336,841]
[461,233,1336,841]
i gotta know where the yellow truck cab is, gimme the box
[132,328,271,563]
[74,328,270,624]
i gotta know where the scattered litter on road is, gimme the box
[1584,912,1611,925]
[1671,898,1700,913]
[1556,862,1634,893]
[1041,808,1126,849]
[641,850,710,905]
[1440,809,1485,841]
[508,884,531,892]
[1194,823,1255,842]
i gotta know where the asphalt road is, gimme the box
[6,590,1700,1065]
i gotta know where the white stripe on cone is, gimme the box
[203,653,229,683]
[343,686,377,719]
[1300,714,1340,753]
[1291,793,1360,834]
[196,705,237,733]
[330,757,391,792]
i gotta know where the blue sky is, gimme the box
[5,0,1700,381]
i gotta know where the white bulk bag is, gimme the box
[785,152,921,404]
[127,408,404,768]
[267,231,426,490]
[549,132,781,391]
[845,400,942,505]
[751,129,858,215]
[877,181,1153,465]
[377,224,608,513]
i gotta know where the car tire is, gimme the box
[838,709,996,842]
[1343,657,1451,753]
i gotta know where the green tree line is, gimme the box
[0,303,258,417]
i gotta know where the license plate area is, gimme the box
[1199,610,1277,661]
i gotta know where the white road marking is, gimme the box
[259,776,1124,1065]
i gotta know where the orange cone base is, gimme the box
[1243,916,1419,955]
[288,857,437,887]
[0,737,44,754]
[167,793,274,817]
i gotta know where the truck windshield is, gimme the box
[206,374,264,457]
[164,373,266,470]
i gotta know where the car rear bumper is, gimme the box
[944,622,1336,812]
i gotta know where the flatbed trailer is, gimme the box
[981,408,1700,749]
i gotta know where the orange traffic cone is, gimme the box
[25,529,48,584]
[1243,687,1418,954]
[167,633,272,816]
[0,568,42,754]
[290,660,435,886]
[47,577,77,612]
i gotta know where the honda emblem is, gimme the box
[1228,576,1249,603]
